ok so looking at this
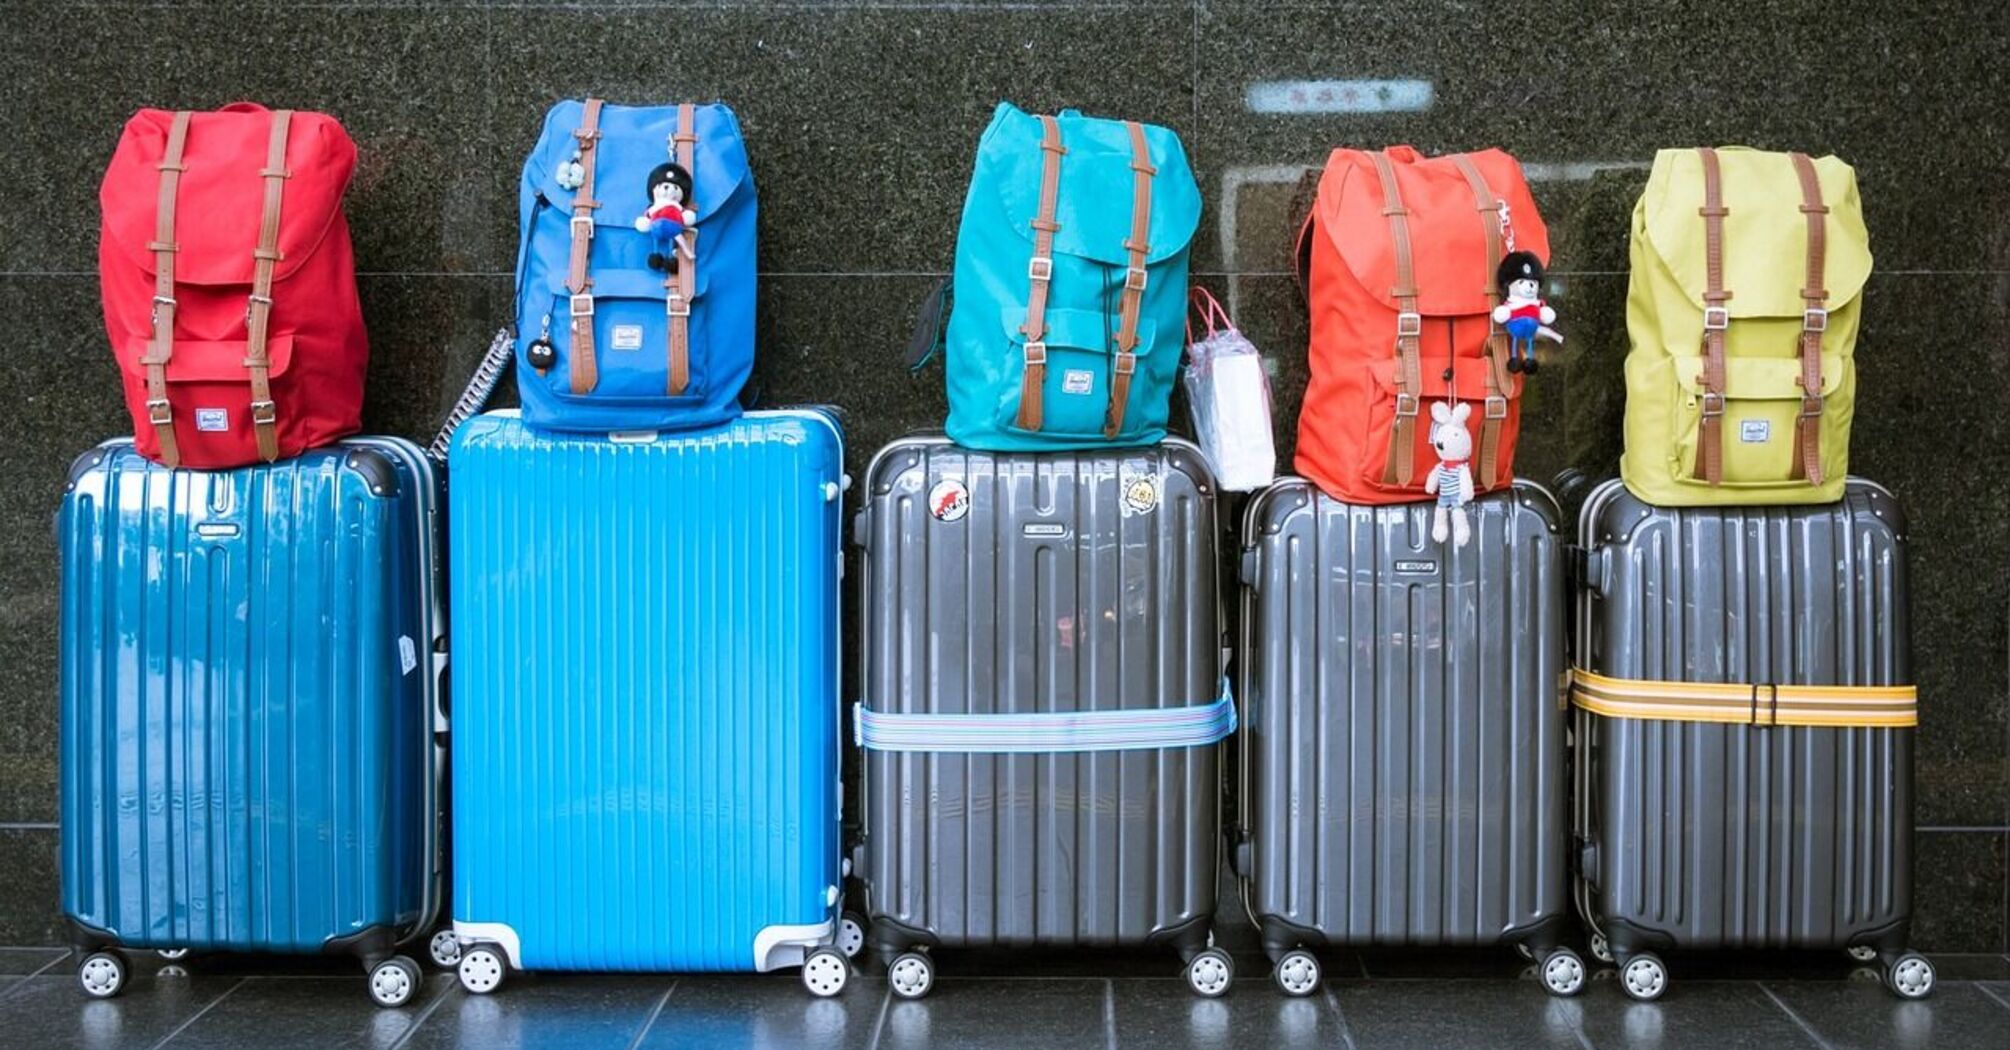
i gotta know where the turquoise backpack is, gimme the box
[917,103,1201,451]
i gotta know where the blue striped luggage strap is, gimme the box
[854,681,1236,754]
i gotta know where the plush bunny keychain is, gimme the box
[1424,401,1476,548]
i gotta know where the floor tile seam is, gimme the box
[1319,984,1361,1050]
[385,980,458,1050]
[1103,978,1117,1049]
[1756,982,1839,1050]
[1974,981,2010,1011]
[624,977,680,1050]
[147,976,245,1050]
[864,980,894,1050]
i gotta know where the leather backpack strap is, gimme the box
[1694,147,1732,486]
[1014,114,1066,433]
[1369,152,1423,487]
[243,109,292,462]
[565,98,605,394]
[1103,120,1155,440]
[1450,155,1513,490]
[667,103,697,396]
[1788,152,1829,485]
[143,110,193,468]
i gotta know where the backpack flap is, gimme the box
[1315,146,1548,317]
[986,103,1200,269]
[526,100,751,230]
[1639,147,1871,320]
[101,107,357,286]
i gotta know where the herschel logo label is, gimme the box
[1394,560,1438,574]
[195,408,229,432]
[1062,370,1094,395]
[1740,420,1771,443]
[610,325,644,351]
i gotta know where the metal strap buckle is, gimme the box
[570,293,595,317]
[1803,308,1828,332]
[1395,312,1422,338]
[1484,395,1509,420]
[1702,306,1731,331]
[1123,266,1148,293]
[249,400,277,426]
[146,398,173,425]
[1750,682,1780,727]
[1700,392,1726,417]
[1027,257,1053,283]
[1394,392,1419,418]
[1799,394,1824,419]
[666,295,691,319]
[1023,341,1047,365]
[152,295,178,308]
[571,215,595,239]
[1113,353,1136,377]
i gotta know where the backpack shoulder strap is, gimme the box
[1694,146,1732,486]
[666,103,697,396]
[244,109,292,463]
[564,98,605,395]
[1013,114,1066,433]
[1368,152,1423,487]
[1788,152,1829,486]
[1449,154,1513,491]
[142,110,193,468]
[1102,120,1155,440]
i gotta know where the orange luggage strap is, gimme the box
[1788,152,1828,485]
[1369,153,1423,486]
[1694,147,1732,485]
[243,109,292,463]
[564,98,605,393]
[142,110,193,468]
[1103,120,1154,440]
[1015,115,1066,432]
[1570,668,1916,729]
[666,103,697,396]
[1451,155,1513,490]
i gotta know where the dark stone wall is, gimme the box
[1,0,2004,952]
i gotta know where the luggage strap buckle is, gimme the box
[1803,307,1828,332]
[1484,395,1509,420]
[1394,392,1419,418]
[1027,257,1053,283]
[145,398,173,426]
[1023,341,1047,365]
[1702,306,1731,331]
[1123,266,1148,293]
[1700,392,1726,417]
[1799,394,1825,419]
[1113,352,1136,376]
[1395,311,1422,338]
[571,215,595,239]
[1750,682,1780,727]
[249,399,277,426]
[666,294,690,318]
[570,293,595,317]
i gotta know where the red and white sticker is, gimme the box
[928,479,970,522]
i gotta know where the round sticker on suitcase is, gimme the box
[929,479,970,522]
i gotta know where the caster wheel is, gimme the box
[1273,949,1320,997]
[156,948,189,961]
[77,951,127,1000]
[1884,953,1934,1000]
[368,955,422,1008]
[1846,945,1878,963]
[1620,954,1668,1002]
[428,930,462,969]
[1540,948,1587,997]
[888,952,934,1000]
[836,912,867,959]
[458,946,506,995]
[1185,947,1234,998]
[1589,932,1614,964]
[801,948,849,998]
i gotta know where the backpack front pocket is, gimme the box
[1360,354,1518,494]
[998,307,1156,439]
[1667,350,1847,487]
[536,268,709,404]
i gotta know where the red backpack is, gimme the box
[1294,146,1548,504]
[100,104,367,469]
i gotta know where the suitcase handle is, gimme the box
[1565,544,1608,597]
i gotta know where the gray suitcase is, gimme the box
[1571,477,1933,1002]
[1236,478,1579,998]
[853,437,1233,999]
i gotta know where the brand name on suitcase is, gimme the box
[1023,523,1067,537]
[1394,559,1438,574]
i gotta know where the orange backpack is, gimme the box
[1294,146,1548,505]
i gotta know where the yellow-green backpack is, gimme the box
[1621,147,1871,505]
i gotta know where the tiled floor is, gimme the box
[4,948,2007,1050]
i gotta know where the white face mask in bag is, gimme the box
[1182,288,1276,492]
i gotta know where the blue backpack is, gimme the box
[515,99,756,433]
[917,103,1200,451]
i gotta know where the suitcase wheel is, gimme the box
[800,948,850,998]
[428,929,463,970]
[1588,932,1614,964]
[1619,953,1668,1002]
[1185,947,1234,999]
[1539,948,1587,998]
[76,950,128,1000]
[836,912,867,959]
[458,945,508,995]
[1272,949,1320,997]
[1884,953,1934,1000]
[887,951,935,1000]
[367,955,422,1009]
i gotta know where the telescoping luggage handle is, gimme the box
[854,681,1236,754]
[1569,668,1916,729]
[141,106,293,467]
[1691,148,1831,487]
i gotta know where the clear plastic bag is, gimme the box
[1182,288,1276,491]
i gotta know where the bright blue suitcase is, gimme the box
[58,437,446,1007]
[447,410,850,996]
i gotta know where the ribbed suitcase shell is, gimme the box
[59,438,443,955]
[1238,479,1569,951]
[856,437,1222,953]
[449,411,844,973]
[1573,478,1913,954]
